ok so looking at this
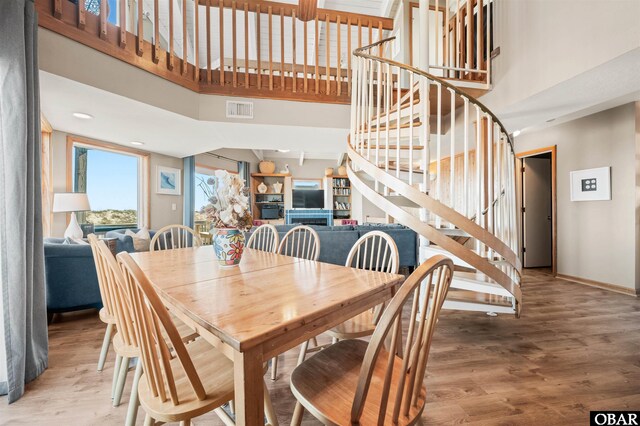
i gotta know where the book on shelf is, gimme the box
[333,178,350,188]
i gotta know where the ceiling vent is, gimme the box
[226,101,254,119]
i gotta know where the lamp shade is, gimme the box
[52,192,91,213]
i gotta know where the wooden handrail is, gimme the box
[196,0,394,29]
[353,37,513,152]
[349,36,521,314]
[37,0,392,104]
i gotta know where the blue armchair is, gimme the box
[43,238,102,321]
[44,230,156,321]
[104,228,157,253]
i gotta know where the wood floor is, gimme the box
[1,269,639,425]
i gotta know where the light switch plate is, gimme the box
[171,203,177,211]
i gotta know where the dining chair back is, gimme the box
[88,235,138,349]
[117,252,207,407]
[150,224,202,252]
[89,234,142,419]
[290,255,454,425]
[277,225,320,261]
[88,234,117,318]
[346,231,399,274]
[246,224,280,253]
[88,234,118,371]
[351,255,453,423]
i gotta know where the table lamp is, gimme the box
[53,192,91,239]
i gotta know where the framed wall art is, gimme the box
[570,167,611,201]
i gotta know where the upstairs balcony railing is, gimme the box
[36,0,393,104]
[409,0,492,87]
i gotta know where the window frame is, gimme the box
[66,135,150,230]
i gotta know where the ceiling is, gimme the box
[39,71,350,159]
[485,47,640,136]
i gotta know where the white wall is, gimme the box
[635,102,640,293]
[484,0,640,112]
[515,103,637,291]
[50,131,184,236]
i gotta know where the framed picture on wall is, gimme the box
[570,167,611,201]
[156,166,181,195]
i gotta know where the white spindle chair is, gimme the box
[246,224,279,253]
[297,231,400,365]
[150,224,203,252]
[277,225,320,261]
[290,255,454,425]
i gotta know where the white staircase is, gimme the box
[348,37,522,317]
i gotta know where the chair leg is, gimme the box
[290,402,304,426]
[125,360,143,426]
[263,381,279,426]
[297,340,309,366]
[111,354,122,398]
[179,420,191,426]
[228,400,235,415]
[311,337,318,347]
[113,356,130,407]
[331,337,339,345]
[143,414,154,426]
[98,323,114,372]
[270,355,278,381]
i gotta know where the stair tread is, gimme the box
[453,271,505,288]
[361,144,425,150]
[444,288,514,308]
[365,121,422,132]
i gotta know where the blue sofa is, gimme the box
[104,228,158,253]
[44,229,155,320]
[247,224,418,268]
[44,238,102,320]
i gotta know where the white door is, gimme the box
[522,157,552,267]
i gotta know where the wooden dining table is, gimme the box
[129,246,405,425]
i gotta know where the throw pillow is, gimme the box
[125,227,151,252]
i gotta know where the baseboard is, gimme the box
[556,274,639,297]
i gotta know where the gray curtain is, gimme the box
[0,0,48,403]
[183,156,195,229]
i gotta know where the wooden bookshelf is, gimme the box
[331,176,351,220]
[250,173,290,223]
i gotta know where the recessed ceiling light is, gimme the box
[512,130,521,137]
[72,112,93,120]
[276,149,290,153]
[130,141,145,146]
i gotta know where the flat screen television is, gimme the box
[292,190,324,209]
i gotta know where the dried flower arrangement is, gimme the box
[201,170,253,232]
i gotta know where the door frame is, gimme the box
[516,146,557,276]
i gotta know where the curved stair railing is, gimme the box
[348,37,522,317]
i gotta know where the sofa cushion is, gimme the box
[125,227,151,252]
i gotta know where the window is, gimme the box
[68,137,149,232]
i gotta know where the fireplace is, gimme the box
[285,209,334,226]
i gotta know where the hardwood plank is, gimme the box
[4,269,640,425]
